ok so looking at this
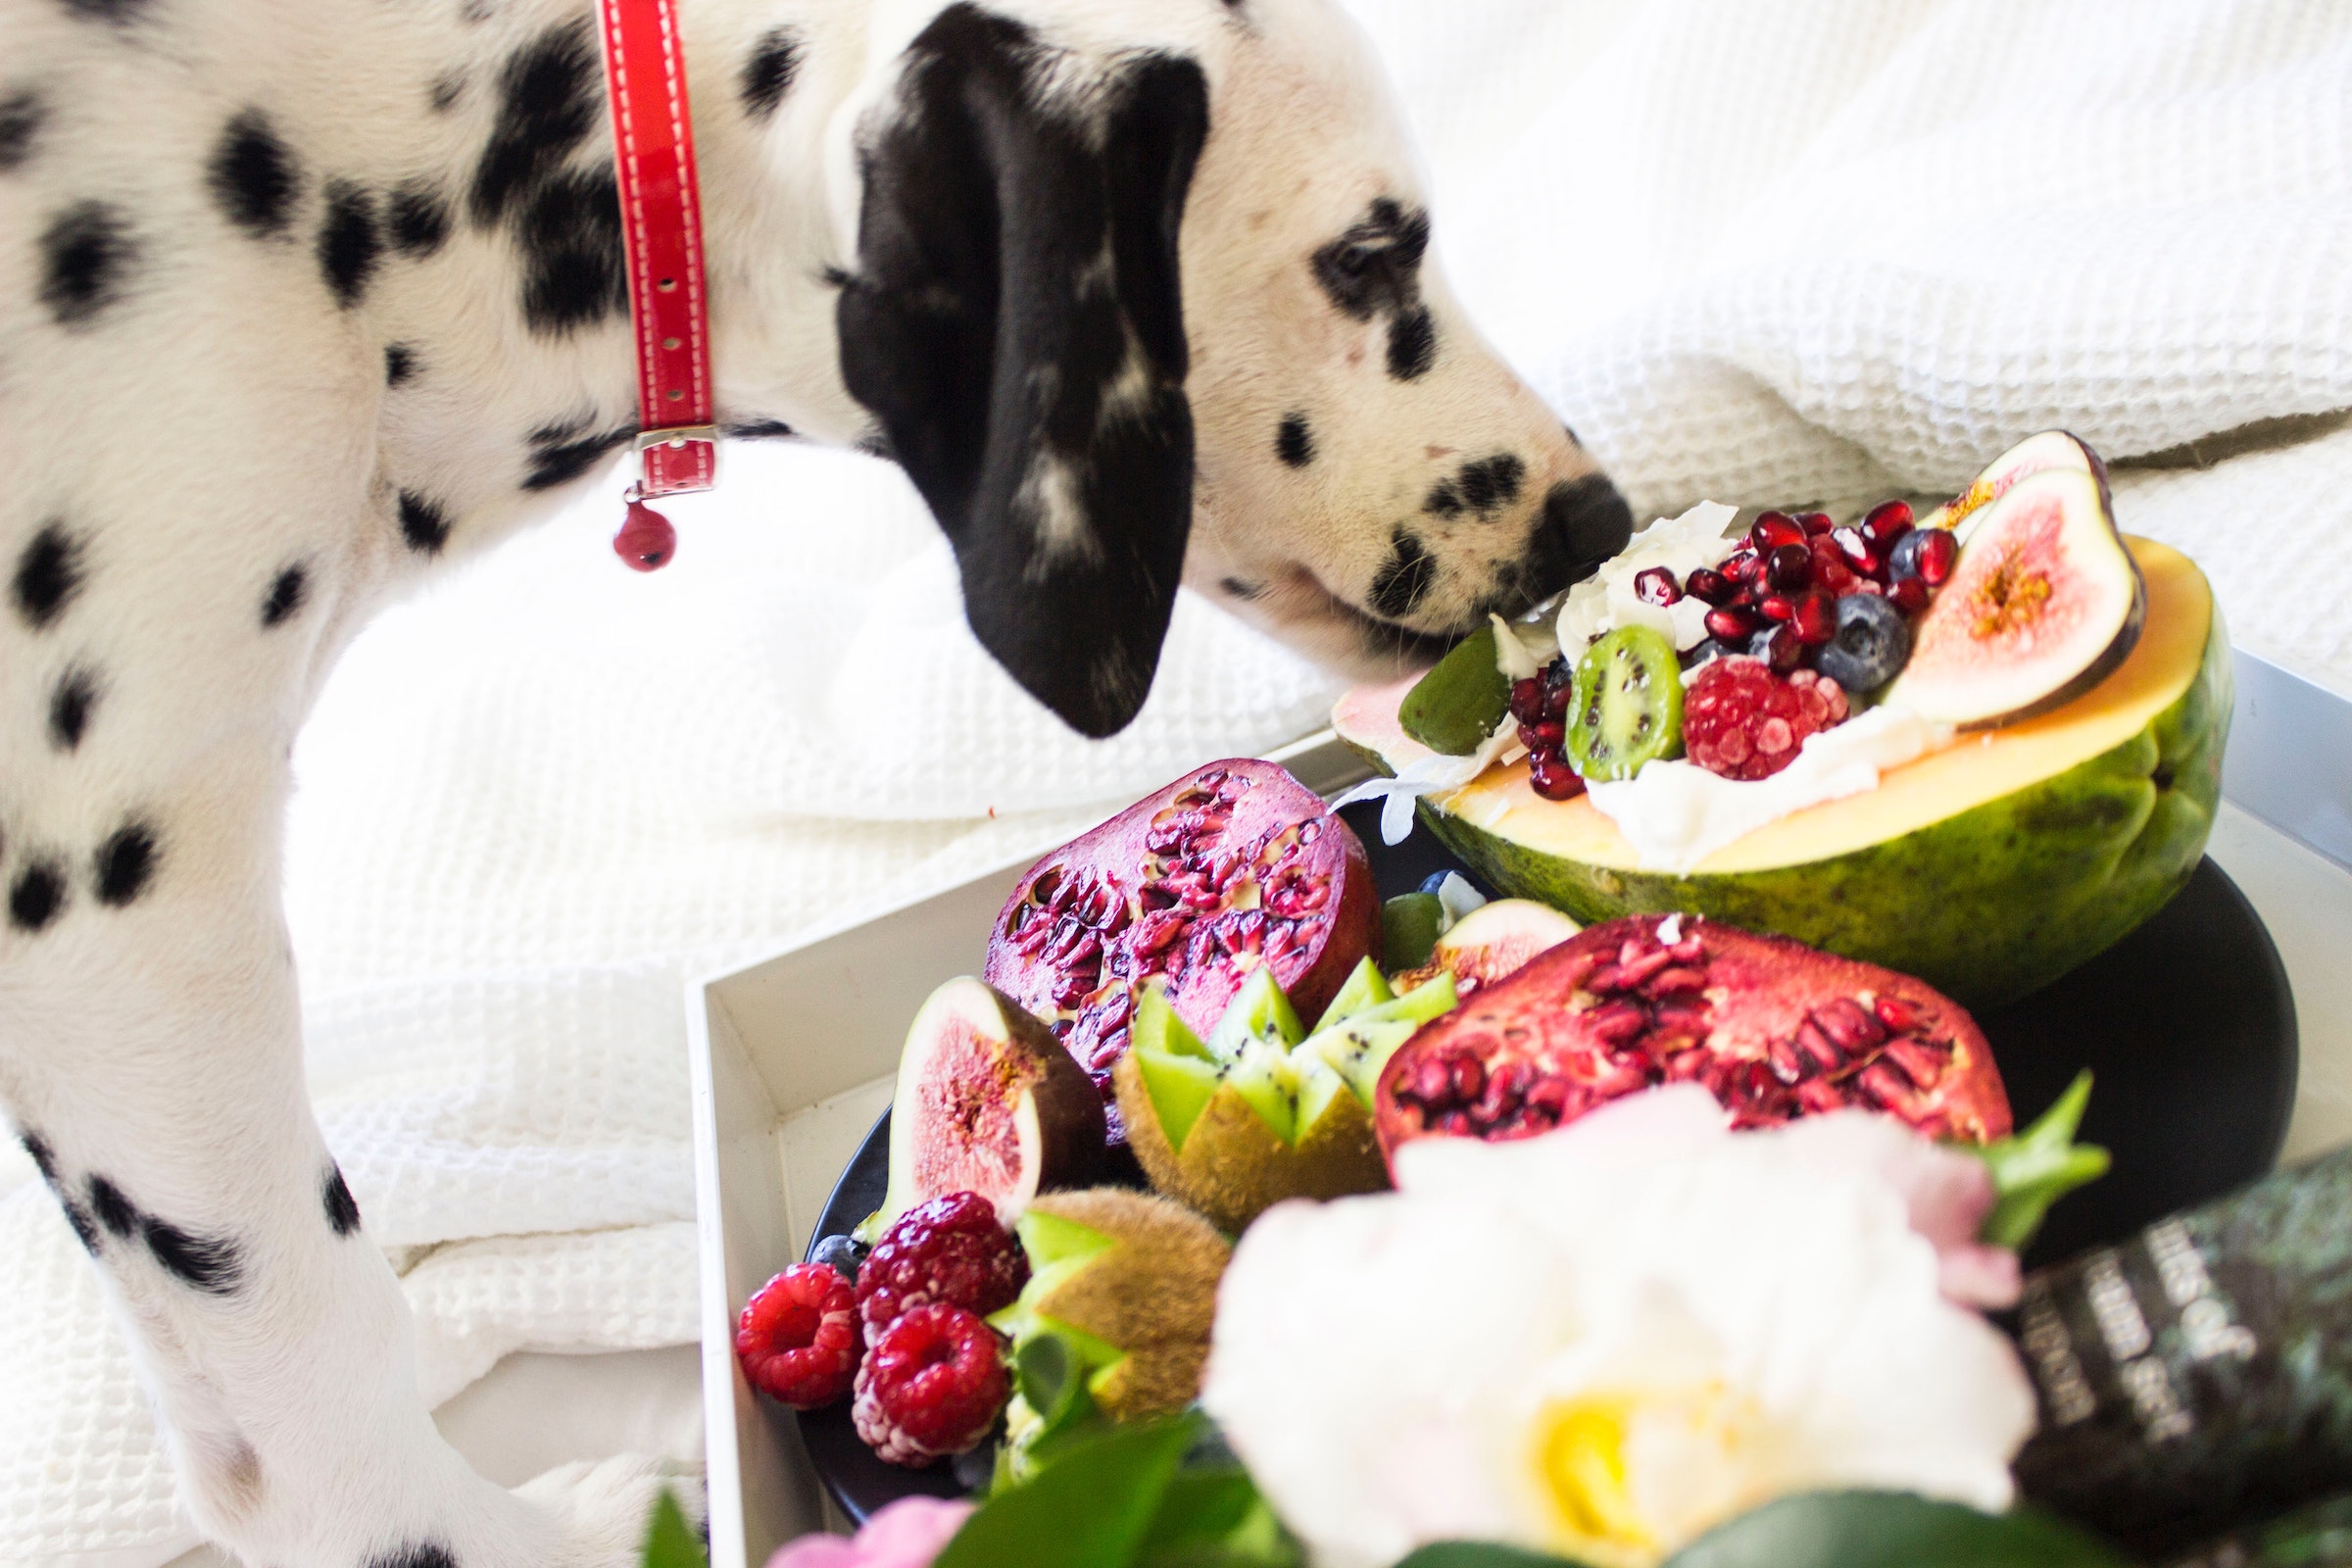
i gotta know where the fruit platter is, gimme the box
[710,437,2336,1568]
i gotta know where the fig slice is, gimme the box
[1886,444,2145,729]
[1391,897,1582,997]
[879,977,1107,1231]
[1375,914,2011,1168]
[985,760,1380,1145]
[1921,428,2102,544]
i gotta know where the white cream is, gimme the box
[1557,500,1742,655]
[1585,702,1956,873]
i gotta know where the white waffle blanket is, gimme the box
[6,1,2349,1562]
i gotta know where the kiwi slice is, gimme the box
[1565,624,1683,781]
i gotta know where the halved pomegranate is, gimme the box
[985,760,1379,1143]
[1374,914,2010,1164]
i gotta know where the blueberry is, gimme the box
[810,1233,865,1282]
[1887,528,1934,582]
[1416,871,1453,898]
[1815,594,1912,693]
[1679,637,1734,671]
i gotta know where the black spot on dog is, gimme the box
[1562,421,1582,447]
[60,0,150,24]
[397,491,450,553]
[1219,576,1264,602]
[208,110,300,238]
[1387,306,1436,381]
[324,1165,361,1236]
[387,182,449,257]
[49,667,97,750]
[88,1175,135,1238]
[14,522,84,629]
[471,20,599,226]
[1368,529,1438,619]
[8,861,65,932]
[429,71,465,114]
[1310,197,1429,321]
[0,89,44,172]
[40,201,136,327]
[1275,412,1313,468]
[1456,453,1524,512]
[95,821,156,906]
[516,167,625,335]
[740,26,804,122]
[60,1200,101,1253]
[145,1216,242,1294]
[385,343,417,385]
[262,564,307,626]
[21,1134,57,1182]
[522,417,635,490]
[721,418,798,441]
[1424,479,1463,517]
[367,1544,459,1568]
[318,179,381,307]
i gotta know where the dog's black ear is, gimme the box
[837,6,1208,738]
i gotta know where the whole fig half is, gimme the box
[879,978,1106,1232]
[1376,913,2011,1166]
[985,760,1380,1143]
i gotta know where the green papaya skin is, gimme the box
[1393,605,2230,1008]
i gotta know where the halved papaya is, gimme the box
[1334,540,2229,1006]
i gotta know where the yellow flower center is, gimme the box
[1531,1385,1773,1568]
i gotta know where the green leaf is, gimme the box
[1134,1469,1299,1567]
[638,1490,709,1568]
[1663,1492,2139,1568]
[935,1414,1202,1568]
[1396,1544,1587,1568]
[1972,1071,2112,1250]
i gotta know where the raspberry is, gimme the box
[735,1263,859,1409]
[856,1192,1027,1340]
[1683,659,1848,781]
[853,1303,1009,1466]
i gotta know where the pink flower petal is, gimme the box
[854,1496,977,1568]
[763,1537,869,1568]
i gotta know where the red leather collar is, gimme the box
[597,0,715,569]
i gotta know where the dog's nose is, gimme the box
[1540,474,1635,575]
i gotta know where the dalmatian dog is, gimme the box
[0,0,1632,1561]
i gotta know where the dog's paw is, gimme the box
[513,1454,708,1568]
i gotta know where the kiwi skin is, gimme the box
[1024,1189,1231,1421]
[1113,1053,1386,1235]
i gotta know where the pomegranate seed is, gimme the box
[1751,624,1803,672]
[1797,511,1836,537]
[1889,576,1932,615]
[1634,566,1684,607]
[1767,1038,1807,1084]
[1861,500,1913,552]
[1880,1037,1946,1090]
[1508,677,1546,725]
[1813,998,1886,1053]
[1684,566,1734,605]
[1451,1057,1485,1102]
[1915,528,1958,585]
[1517,720,1566,751]
[1765,543,1813,592]
[1832,526,1882,578]
[1873,995,1922,1032]
[1586,1001,1649,1047]
[1792,591,1836,646]
[1793,1019,1842,1072]
[1528,749,1587,801]
[1723,551,1762,585]
[1758,593,1796,623]
[1749,512,1804,553]
[1646,965,1706,996]
[1705,605,1760,643]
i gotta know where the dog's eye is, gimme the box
[1330,243,1377,277]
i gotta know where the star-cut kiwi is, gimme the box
[988,1188,1230,1462]
[1112,960,1456,1232]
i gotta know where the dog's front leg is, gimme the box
[0,746,686,1567]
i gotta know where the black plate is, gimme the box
[793,807,2298,1522]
